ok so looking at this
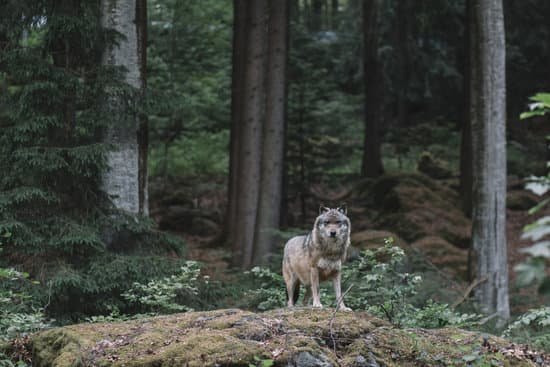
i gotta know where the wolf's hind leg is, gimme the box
[302,286,312,306]
[285,274,300,307]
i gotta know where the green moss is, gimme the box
[27,308,546,367]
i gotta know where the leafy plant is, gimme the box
[503,307,550,352]
[516,93,550,295]
[122,261,202,314]
[243,267,286,311]
[341,239,479,328]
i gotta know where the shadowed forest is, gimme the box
[1,0,550,365]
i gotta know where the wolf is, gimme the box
[282,205,351,311]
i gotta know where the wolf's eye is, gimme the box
[336,221,342,225]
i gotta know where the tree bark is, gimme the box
[470,0,510,323]
[231,0,269,268]
[361,0,384,178]
[136,0,148,216]
[395,0,410,128]
[252,0,289,265]
[100,0,142,214]
[226,0,248,248]
[460,0,473,219]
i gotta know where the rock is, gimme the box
[411,236,468,279]
[367,173,471,248]
[351,230,407,250]
[288,351,334,367]
[417,151,453,179]
[22,308,547,367]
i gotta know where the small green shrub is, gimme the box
[341,239,480,328]
[122,261,202,314]
[503,307,550,352]
[243,267,286,311]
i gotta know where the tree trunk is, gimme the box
[460,0,473,219]
[231,0,269,268]
[311,0,323,30]
[361,0,384,178]
[100,0,141,214]
[226,0,248,248]
[252,0,289,265]
[470,0,510,324]
[136,0,148,216]
[395,0,410,128]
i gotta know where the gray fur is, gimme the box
[282,207,351,311]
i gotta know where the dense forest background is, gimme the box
[1,0,550,361]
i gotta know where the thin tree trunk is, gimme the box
[460,0,473,220]
[253,0,289,265]
[100,0,141,214]
[361,0,384,178]
[331,0,338,28]
[226,0,248,248]
[136,0,148,216]
[396,0,410,128]
[470,0,510,324]
[311,0,322,30]
[232,0,268,268]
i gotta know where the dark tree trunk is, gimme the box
[231,0,269,268]
[311,0,323,30]
[396,0,410,127]
[470,0,510,324]
[460,0,473,220]
[361,0,384,178]
[226,0,248,248]
[253,0,289,265]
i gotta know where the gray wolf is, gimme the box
[282,205,351,311]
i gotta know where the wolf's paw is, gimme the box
[339,305,352,312]
[312,303,323,309]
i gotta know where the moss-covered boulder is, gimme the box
[410,236,468,279]
[24,308,547,367]
[368,173,471,248]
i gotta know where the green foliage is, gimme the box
[515,94,550,296]
[341,239,479,328]
[503,307,550,352]
[122,261,202,314]
[147,0,232,178]
[0,240,49,342]
[242,267,286,311]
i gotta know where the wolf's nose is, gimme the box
[330,231,337,237]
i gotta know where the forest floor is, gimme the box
[150,173,550,315]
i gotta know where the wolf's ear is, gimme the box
[337,204,347,215]
[319,204,330,214]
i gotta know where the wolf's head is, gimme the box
[314,205,350,243]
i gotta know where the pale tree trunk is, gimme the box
[232,0,268,268]
[361,0,384,178]
[470,0,510,324]
[252,0,289,265]
[101,0,142,214]
[226,0,248,248]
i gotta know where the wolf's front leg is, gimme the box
[333,272,352,311]
[310,267,322,308]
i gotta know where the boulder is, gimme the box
[22,308,547,367]
[368,173,471,248]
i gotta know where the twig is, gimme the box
[451,276,488,309]
[329,284,354,357]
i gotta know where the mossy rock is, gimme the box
[410,236,468,279]
[367,173,471,248]
[351,230,407,250]
[24,308,547,367]
[417,151,453,179]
